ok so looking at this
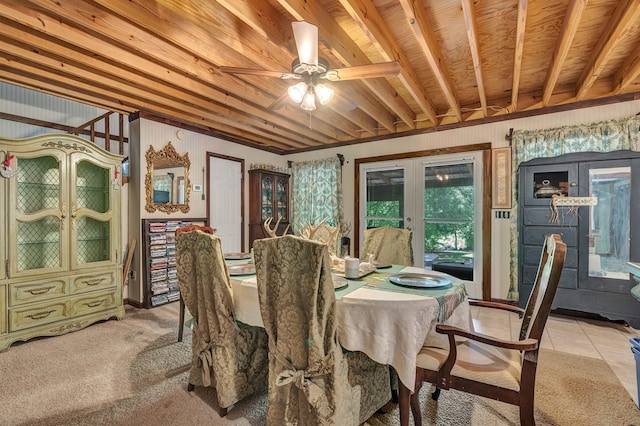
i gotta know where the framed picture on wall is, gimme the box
[492,147,512,209]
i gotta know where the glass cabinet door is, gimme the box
[261,175,273,220]
[578,159,638,293]
[8,151,68,276]
[70,154,116,269]
[276,176,288,221]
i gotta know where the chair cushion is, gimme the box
[417,340,523,391]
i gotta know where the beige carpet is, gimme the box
[1,303,639,425]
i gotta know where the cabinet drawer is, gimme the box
[10,300,68,332]
[522,245,577,269]
[522,226,577,247]
[71,271,116,294]
[9,278,69,306]
[522,265,577,289]
[522,207,580,226]
[70,291,116,316]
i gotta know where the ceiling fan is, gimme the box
[218,21,401,111]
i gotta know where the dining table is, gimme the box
[227,259,474,393]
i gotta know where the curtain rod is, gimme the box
[288,153,344,168]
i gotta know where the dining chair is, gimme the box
[399,233,566,426]
[254,235,391,425]
[175,229,269,416]
[298,217,341,256]
[361,226,414,266]
[175,224,215,342]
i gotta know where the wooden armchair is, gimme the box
[399,234,566,426]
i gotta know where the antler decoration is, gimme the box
[263,217,290,238]
[298,217,328,240]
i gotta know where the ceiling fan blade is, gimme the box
[292,21,318,67]
[322,61,401,82]
[218,66,300,80]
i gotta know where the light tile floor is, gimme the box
[470,305,640,407]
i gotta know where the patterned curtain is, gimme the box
[507,114,640,300]
[291,156,344,234]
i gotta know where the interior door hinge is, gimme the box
[5,259,9,278]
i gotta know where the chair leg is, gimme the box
[178,298,185,342]
[398,381,411,426]
[187,382,195,392]
[410,391,423,426]
[431,387,441,400]
[216,406,228,417]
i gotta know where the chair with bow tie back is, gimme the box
[254,235,391,425]
[176,229,269,416]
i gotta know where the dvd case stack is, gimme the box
[146,220,195,307]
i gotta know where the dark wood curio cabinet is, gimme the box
[518,150,640,328]
[248,169,290,249]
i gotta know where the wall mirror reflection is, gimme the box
[145,142,191,213]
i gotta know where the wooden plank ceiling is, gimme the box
[1,0,639,153]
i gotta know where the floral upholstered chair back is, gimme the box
[253,235,360,425]
[362,226,414,266]
[175,230,268,415]
[298,219,341,256]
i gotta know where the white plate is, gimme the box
[389,273,452,288]
[332,275,348,290]
[228,263,256,276]
[224,252,252,260]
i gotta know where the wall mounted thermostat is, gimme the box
[192,184,202,192]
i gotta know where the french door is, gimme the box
[359,152,484,298]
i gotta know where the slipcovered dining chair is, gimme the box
[254,235,391,425]
[176,224,215,342]
[176,229,269,417]
[298,218,341,256]
[399,234,566,426]
[361,226,414,266]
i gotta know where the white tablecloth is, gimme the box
[230,266,472,392]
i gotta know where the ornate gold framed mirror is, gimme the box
[145,142,191,213]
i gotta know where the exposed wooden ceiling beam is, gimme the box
[337,0,439,125]
[3,1,337,150]
[397,0,462,122]
[510,0,528,112]
[461,0,487,117]
[543,0,588,106]
[576,0,640,100]
[613,42,640,93]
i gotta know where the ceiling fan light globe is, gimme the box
[300,91,316,111]
[315,84,334,105]
[288,82,307,103]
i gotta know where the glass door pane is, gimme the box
[587,166,630,280]
[277,177,288,220]
[72,158,112,267]
[423,162,475,271]
[11,154,66,275]
[261,175,273,220]
[363,167,406,228]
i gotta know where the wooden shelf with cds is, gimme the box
[142,218,207,308]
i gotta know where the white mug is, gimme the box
[344,257,360,279]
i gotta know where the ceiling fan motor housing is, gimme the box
[291,57,329,75]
